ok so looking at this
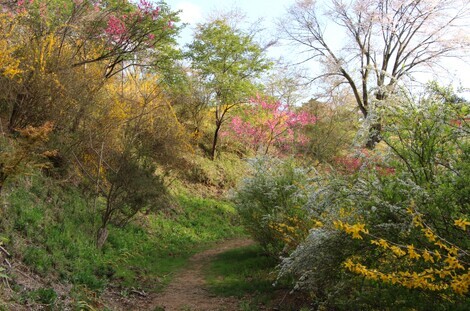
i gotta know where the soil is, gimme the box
[103,238,254,311]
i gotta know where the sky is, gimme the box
[171,0,470,97]
[174,0,289,47]
[174,0,288,26]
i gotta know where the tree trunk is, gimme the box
[364,91,388,149]
[365,122,382,149]
[210,122,221,160]
[8,100,21,132]
[96,227,109,250]
[97,190,114,249]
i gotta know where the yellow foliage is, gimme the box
[269,215,316,249]
[390,245,406,257]
[407,245,421,260]
[339,204,469,296]
[343,257,465,293]
[454,218,470,231]
[423,250,434,263]
[0,122,55,190]
[17,121,54,142]
[444,255,465,270]
[0,13,21,78]
[450,272,470,295]
[371,239,390,249]
[335,220,368,239]
[422,227,437,242]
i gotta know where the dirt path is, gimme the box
[103,238,254,311]
[152,238,254,311]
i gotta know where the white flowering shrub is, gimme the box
[233,156,312,256]
[278,85,470,310]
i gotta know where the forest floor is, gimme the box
[103,238,255,311]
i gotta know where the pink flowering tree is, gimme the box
[333,148,395,175]
[223,97,317,156]
[9,0,180,78]
[81,0,180,78]
[3,0,181,130]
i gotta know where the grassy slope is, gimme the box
[0,173,245,309]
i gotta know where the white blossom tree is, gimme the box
[280,0,470,147]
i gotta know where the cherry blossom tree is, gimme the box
[280,0,470,148]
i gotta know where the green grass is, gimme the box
[205,244,312,311]
[205,244,278,297]
[0,173,246,308]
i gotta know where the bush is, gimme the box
[183,153,247,189]
[278,86,470,310]
[233,157,312,256]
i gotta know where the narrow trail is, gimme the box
[103,238,254,311]
[152,238,254,311]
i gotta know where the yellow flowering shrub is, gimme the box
[0,13,21,79]
[338,206,469,296]
[278,87,469,310]
[269,215,320,249]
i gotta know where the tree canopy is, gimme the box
[187,19,272,159]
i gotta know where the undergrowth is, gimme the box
[0,173,244,308]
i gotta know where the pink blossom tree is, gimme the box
[80,0,180,78]
[4,0,181,130]
[8,0,180,78]
[224,96,317,156]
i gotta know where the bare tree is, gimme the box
[263,64,309,106]
[280,0,470,148]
